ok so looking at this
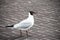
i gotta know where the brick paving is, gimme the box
[0,0,60,40]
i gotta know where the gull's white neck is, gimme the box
[27,13,34,21]
[28,13,33,18]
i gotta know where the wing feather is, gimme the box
[20,22,31,28]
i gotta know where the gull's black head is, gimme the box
[29,11,36,15]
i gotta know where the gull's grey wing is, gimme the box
[20,22,32,28]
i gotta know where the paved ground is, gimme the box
[0,0,60,40]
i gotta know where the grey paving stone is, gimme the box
[0,0,60,40]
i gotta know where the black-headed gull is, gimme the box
[6,11,36,36]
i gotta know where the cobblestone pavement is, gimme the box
[0,0,60,40]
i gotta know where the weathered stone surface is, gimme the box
[0,0,60,40]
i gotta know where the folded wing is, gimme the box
[20,22,31,29]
